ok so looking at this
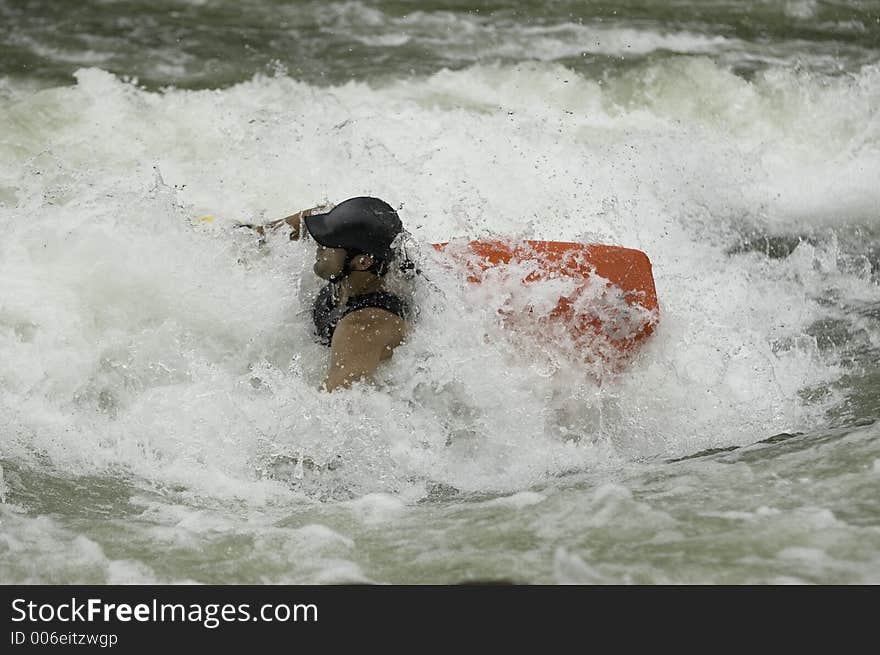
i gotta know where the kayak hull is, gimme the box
[432,240,659,366]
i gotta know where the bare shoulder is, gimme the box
[324,308,408,390]
[333,307,406,347]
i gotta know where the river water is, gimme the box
[1,0,878,583]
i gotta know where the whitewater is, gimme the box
[1,4,879,583]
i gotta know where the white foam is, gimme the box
[287,524,355,551]
[353,34,411,48]
[106,559,161,584]
[795,507,842,530]
[487,491,546,509]
[310,560,374,584]
[783,1,819,20]
[0,507,159,583]
[778,546,827,562]
[487,24,733,60]
[553,547,613,584]
[0,59,875,502]
[345,493,407,524]
[331,5,735,60]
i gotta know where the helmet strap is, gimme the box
[327,253,355,284]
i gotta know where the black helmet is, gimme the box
[303,197,402,263]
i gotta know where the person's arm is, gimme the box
[323,308,406,392]
[238,203,334,240]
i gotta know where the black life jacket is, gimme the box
[312,283,410,346]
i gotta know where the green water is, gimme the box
[2,0,878,89]
[1,0,878,584]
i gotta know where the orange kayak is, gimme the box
[432,240,659,367]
